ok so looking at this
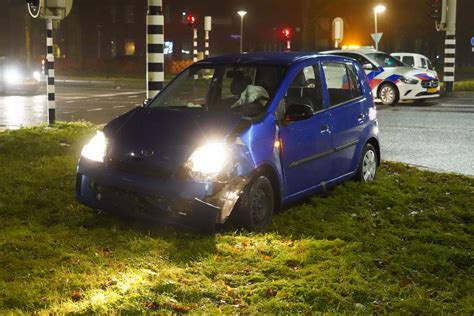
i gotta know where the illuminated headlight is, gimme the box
[400,76,418,85]
[33,71,41,81]
[5,68,22,84]
[186,142,230,179]
[81,131,107,163]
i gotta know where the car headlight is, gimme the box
[33,71,41,81]
[81,131,107,163]
[186,142,230,179]
[4,68,22,84]
[400,76,418,85]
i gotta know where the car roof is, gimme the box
[197,52,332,66]
[322,49,384,55]
[391,52,430,59]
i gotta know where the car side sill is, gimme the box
[289,139,359,169]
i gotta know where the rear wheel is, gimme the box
[379,83,399,106]
[356,144,378,182]
[234,175,274,231]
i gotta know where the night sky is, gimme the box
[0,0,473,68]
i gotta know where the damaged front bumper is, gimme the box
[76,159,248,231]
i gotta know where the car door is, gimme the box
[278,63,333,197]
[321,61,365,179]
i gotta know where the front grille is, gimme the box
[107,159,172,179]
[421,80,439,89]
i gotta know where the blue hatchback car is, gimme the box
[76,52,380,232]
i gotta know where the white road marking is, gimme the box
[66,100,76,103]
[127,95,139,98]
[87,108,103,112]
[61,91,144,101]
[92,92,144,98]
[113,105,126,108]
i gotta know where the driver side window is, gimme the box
[285,65,324,113]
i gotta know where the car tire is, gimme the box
[379,83,399,106]
[234,175,274,231]
[356,143,378,183]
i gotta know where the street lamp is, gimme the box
[237,10,247,53]
[373,5,386,51]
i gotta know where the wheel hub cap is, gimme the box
[381,86,395,104]
[362,150,377,182]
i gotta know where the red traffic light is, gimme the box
[186,15,197,27]
[282,28,292,40]
[430,0,442,20]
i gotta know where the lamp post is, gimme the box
[373,5,386,50]
[237,10,247,53]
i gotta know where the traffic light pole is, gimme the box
[443,0,457,92]
[146,0,164,100]
[46,19,55,125]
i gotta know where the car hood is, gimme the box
[104,108,247,176]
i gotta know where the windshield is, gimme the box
[148,64,287,118]
[367,53,405,68]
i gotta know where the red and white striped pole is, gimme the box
[204,16,212,59]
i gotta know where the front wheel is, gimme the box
[379,83,399,106]
[356,144,378,182]
[234,175,274,231]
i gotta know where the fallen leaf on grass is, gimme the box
[399,277,411,288]
[266,288,278,297]
[72,289,83,302]
[172,303,193,313]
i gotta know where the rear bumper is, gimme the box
[76,158,246,231]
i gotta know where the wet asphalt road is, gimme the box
[1,81,473,176]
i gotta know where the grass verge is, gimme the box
[0,123,472,314]
[454,80,474,92]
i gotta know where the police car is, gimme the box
[322,49,440,105]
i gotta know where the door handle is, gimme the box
[358,114,365,123]
[320,124,330,133]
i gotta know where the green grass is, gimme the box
[0,123,473,314]
[454,80,474,91]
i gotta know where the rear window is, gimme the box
[367,53,404,68]
[323,62,362,107]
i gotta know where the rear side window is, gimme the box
[402,56,415,67]
[285,65,324,112]
[347,65,362,98]
[421,58,427,69]
[323,62,362,107]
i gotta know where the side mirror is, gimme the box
[362,63,374,71]
[284,103,314,123]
